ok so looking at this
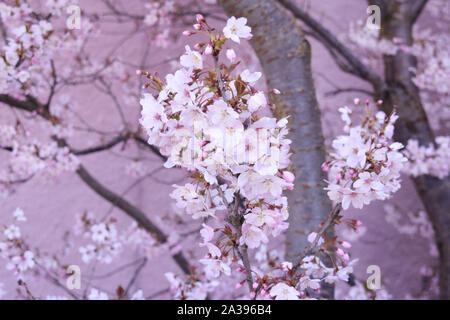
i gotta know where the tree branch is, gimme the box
[276,0,384,90]
[72,132,131,155]
[76,164,192,275]
[297,203,342,266]
[411,0,429,24]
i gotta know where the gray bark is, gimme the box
[219,0,333,298]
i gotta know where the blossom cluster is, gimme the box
[74,211,176,264]
[324,100,407,210]
[0,209,35,280]
[139,15,295,296]
[402,136,450,179]
[234,231,359,300]
[0,0,95,99]
[343,20,398,68]
[1,208,153,300]
[76,213,123,264]
[0,1,52,93]
[142,0,176,48]
[0,124,80,197]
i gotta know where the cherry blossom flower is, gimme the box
[240,69,262,84]
[180,45,203,70]
[199,258,231,278]
[248,92,267,112]
[4,225,20,240]
[13,208,26,222]
[402,137,449,179]
[269,283,300,300]
[299,276,321,291]
[240,223,269,249]
[11,251,35,272]
[324,101,407,210]
[226,49,236,62]
[200,224,214,243]
[223,16,252,43]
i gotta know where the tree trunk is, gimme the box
[219,0,333,298]
[376,0,450,299]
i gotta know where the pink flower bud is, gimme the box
[196,14,205,23]
[226,49,236,63]
[271,88,281,95]
[249,292,255,299]
[204,44,213,55]
[336,248,345,257]
[341,241,352,249]
[356,220,363,226]
[193,24,202,30]
[135,69,141,75]
[182,30,193,36]
[235,283,242,290]
[321,162,329,172]
[282,171,295,183]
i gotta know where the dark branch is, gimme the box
[72,133,131,155]
[134,136,167,161]
[76,164,192,275]
[411,0,429,24]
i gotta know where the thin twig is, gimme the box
[295,203,342,271]
[125,257,148,296]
